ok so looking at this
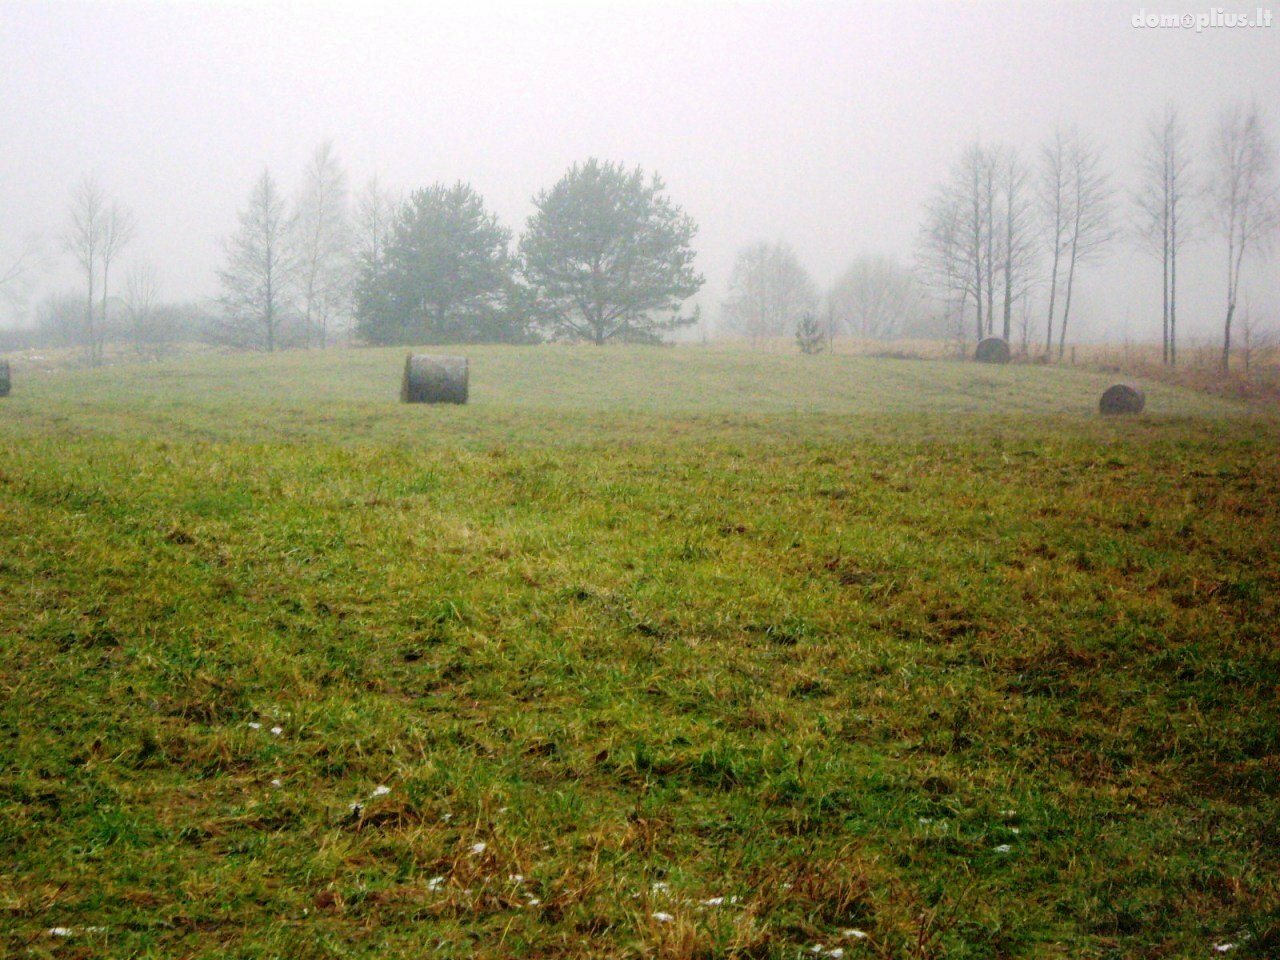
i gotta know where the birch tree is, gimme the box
[63,175,107,365]
[1135,105,1196,365]
[1208,102,1279,372]
[1039,128,1070,358]
[123,262,164,357]
[216,169,296,351]
[99,202,136,354]
[997,148,1038,343]
[1043,127,1116,360]
[917,187,970,342]
[294,142,351,348]
[354,174,398,276]
[351,175,399,346]
[920,143,1030,344]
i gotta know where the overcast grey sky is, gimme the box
[1,0,1277,341]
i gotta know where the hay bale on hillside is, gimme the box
[1099,382,1145,416]
[0,360,9,397]
[401,354,468,404]
[974,337,1011,364]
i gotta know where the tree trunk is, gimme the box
[1002,206,1013,342]
[1223,300,1235,373]
[1169,234,1178,367]
[1058,238,1079,362]
[85,267,97,367]
[1161,180,1169,365]
[972,193,983,342]
[1044,242,1060,360]
[100,259,111,367]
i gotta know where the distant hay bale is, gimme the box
[1099,382,1145,416]
[974,337,1011,364]
[0,360,9,397]
[401,354,468,404]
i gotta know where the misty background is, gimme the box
[1,0,1277,345]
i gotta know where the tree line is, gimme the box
[9,101,1276,368]
[918,101,1278,371]
[217,151,702,352]
[14,148,704,362]
[717,100,1278,372]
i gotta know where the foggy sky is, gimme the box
[1,0,1277,342]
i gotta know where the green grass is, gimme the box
[1,346,1277,958]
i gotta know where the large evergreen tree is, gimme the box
[519,159,703,344]
[355,183,524,344]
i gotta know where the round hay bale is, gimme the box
[974,337,1011,364]
[0,360,9,397]
[401,354,468,405]
[1099,382,1145,416]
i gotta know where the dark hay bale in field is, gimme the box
[974,337,1011,364]
[401,354,469,404]
[0,360,9,397]
[1099,382,1145,416]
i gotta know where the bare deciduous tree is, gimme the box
[1208,102,1279,372]
[99,202,136,356]
[997,147,1038,342]
[1134,104,1196,365]
[1239,300,1278,374]
[920,142,1034,346]
[828,255,923,340]
[957,144,997,340]
[917,187,971,344]
[0,233,42,321]
[36,291,87,348]
[122,262,164,357]
[352,174,399,347]
[1039,128,1070,358]
[294,141,352,348]
[63,175,107,365]
[216,169,296,352]
[720,240,817,344]
[1042,126,1116,360]
[354,173,398,271]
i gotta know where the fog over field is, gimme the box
[0,0,1277,343]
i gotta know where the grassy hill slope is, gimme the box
[1,347,1276,958]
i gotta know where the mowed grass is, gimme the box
[0,346,1276,959]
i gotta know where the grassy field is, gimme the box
[1,346,1277,959]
